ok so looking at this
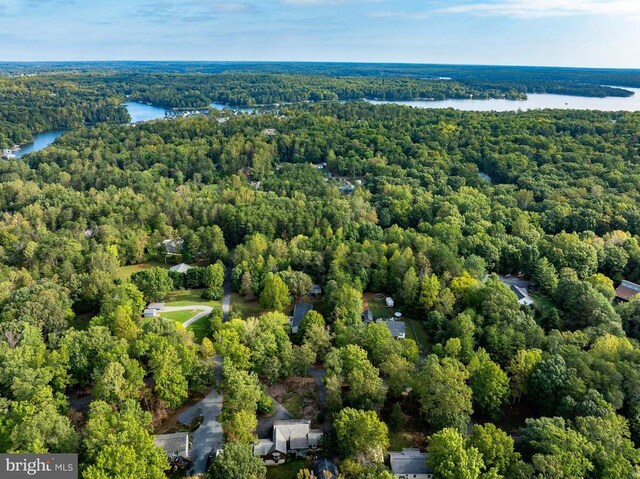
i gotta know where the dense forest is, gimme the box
[3,70,640,478]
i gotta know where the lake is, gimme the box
[125,101,171,123]
[15,130,66,158]
[366,87,640,112]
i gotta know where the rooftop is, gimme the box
[169,263,194,274]
[154,433,189,456]
[292,303,313,329]
[381,320,406,338]
[616,280,640,301]
[389,449,432,475]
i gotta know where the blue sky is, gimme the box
[1,0,639,67]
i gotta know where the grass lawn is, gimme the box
[116,260,168,280]
[231,293,265,318]
[165,289,221,308]
[266,459,310,479]
[160,310,200,323]
[364,294,395,320]
[186,316,209,343]
[403,318,428,349]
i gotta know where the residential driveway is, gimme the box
[222,262,233,322]
[161,305,212,327]
[178,358,223,475]
[498,274,533,288]
[308,367,333,434]
[256,400,292,439]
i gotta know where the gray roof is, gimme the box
[621,280,640,292]
[154,433,189,456]
[382,320,406,338]
[389,449,432,475]
[510,284,526,301]
[310,285,322,295]
[364,309,374,323]
[147,302,165,310]
[169,263,194,274]
[254,420,322,456]
[292,303,313,329]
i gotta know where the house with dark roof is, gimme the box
[253,420,323,466]
[509,284,534,306]
[290,303,313,334]
[363,309,374,324]
[389,449,432,479]
[380,320,406,339]
[615,280,640,302]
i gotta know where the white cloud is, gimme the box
[438,0,640,18]
[372,0,640,19]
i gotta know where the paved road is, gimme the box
[222,262,233,322]
[161,305,213,327]
[178,357,223,476]
[498,274,533,288]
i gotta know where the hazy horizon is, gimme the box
[1,0,639,68]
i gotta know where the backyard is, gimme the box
[116,260,169,280]
[266,459,310,479]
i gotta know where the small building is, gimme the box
[381,320,406,339]
[261,128,277,136]
[615,280,640,302]
[389,449,433,479]
[145,302,165,318]
[478,172,492,184]
[253,420,323,466]
[385,297,395,308]
[159,238,183,255]
[363,309,374,324]
[154,432,190,459]
[509,284,534,306]
[314,459,338,479]
[290,303,313,334]
[2,149,16,159]
[169,263,194,274]
[309,284,322,296]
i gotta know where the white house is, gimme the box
[154,433,190,460]
[144,302,165,318]
[169,263,194,274]
[389,449,433,479]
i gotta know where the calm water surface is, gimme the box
[367,87,640,112]
[125,101,170,123]
[15,130,66,158]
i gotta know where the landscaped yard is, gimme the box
[185,316,209,343]
[230,293,265,318]
[363,293,429,350]
[363,292,395,320]
[266,459,310,479]
[160,310,201,323]
[116,260,169,280]
[164,289,221,308]
[403,318,428,349]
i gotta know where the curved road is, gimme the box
[162,305,213,327]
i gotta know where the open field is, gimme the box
[165,289,221,308]
[160,309,200,323]
[186,317,209,343]
[116,260,169,280]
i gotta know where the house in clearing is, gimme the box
[309,284,322,296]
[144,302,165,318]
[615,280,640,302]
[380,319,406,339]
[389,449,433,479]
[253,420,323,465]
[290,303,313,334]
[509,284,534,306]
[169,263,194,274]
[154,432,190,460]
[159,238,183,255]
